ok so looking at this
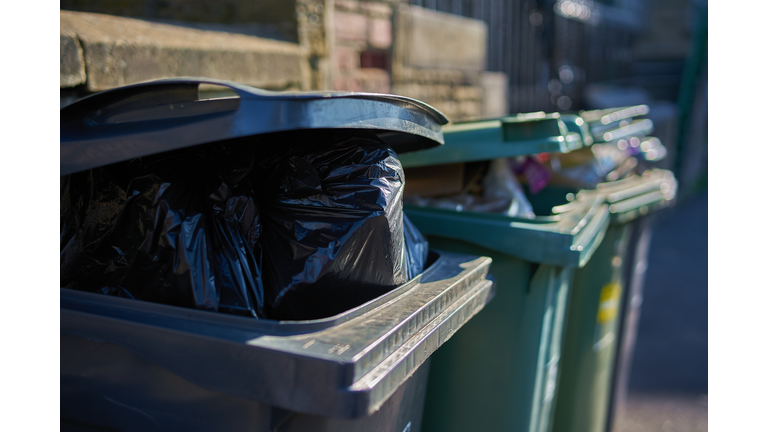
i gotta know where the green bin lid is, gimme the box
[559,114,594,147]
[404,190,609,268]
[579,105,650,125]
[398,112,581,168]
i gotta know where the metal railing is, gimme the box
[409,0,640,114]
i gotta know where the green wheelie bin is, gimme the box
[549,106,677,432]
[550,170,677,432]
[397,113,610,432]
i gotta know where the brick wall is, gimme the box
[390,4,491,122]
[328,1,501,122]
[330,0,396,94]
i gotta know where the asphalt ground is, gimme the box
[613,191,708,431]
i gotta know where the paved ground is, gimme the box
[613,191,708,431]
[616,393,708,432]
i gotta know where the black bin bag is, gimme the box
[403,211,429,281]
[254,130,425,320]
[60,131,430,320]
[60,143,267,317]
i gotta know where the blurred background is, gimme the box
[59,0,708,430]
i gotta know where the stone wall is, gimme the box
[60,0,300,42]
[60,11,308,95]
[390,5,495,122]
[60,1,331,92]
[297,0,332,90]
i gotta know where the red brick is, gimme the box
[333,46,359,72]
[332,76,363,92]
[368,18,392,49]
[334,11,367,42]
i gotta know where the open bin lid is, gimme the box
[398,112,581,169]
[60,78,449,175]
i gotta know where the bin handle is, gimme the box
[60,78,267,123]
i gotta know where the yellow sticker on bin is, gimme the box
[597,282,622,324]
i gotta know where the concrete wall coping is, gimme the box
[60,10,308,92]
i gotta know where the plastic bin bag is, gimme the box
[403,213,429,280]
[60,143,266,317]
[483,158,535,218]
[60,130,426,321]
[254,131,412,320]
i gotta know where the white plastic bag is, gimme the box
[483,158,535,219]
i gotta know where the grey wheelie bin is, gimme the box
[396,113,610,432]
[60,79,496,432]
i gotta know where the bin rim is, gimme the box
[559,114,594,147]
[404,191,610,268]
[60,77,449,176]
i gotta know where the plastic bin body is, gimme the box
[422,247,571,432]
[405,193,609,432]
[550,223,630,432]
[551,170,677,432]
[62,335,430,432]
